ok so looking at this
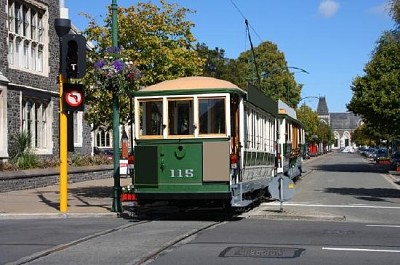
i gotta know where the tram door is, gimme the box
[230,95,240,153]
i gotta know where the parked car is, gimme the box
[390,151,400,170]
[366,148,378,159]
[341,146,355,153]
[374,148,389,161]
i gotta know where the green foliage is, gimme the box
[2,131,112,171]
[81,0,205,129]
[196,43,227,78]
[316,121,335,145]
[296,105,319,142]
[390,0,400,26]
[223,41,303,108]
[13,152,40,170]
[351,124,380,146]
[8,131,32,160]
[347,31,400,137]
[69,154,113,167]
[7,131,39,169]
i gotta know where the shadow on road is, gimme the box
[69,186,112,198]
[323,187,400,202]
[312,162,388,174]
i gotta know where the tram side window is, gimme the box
[168,99,193,135]
[139,100,163,135]
[199,98,226,134]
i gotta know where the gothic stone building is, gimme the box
[317,97,362,150]
[0,0,92,162]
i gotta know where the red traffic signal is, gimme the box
[63,83,84,112]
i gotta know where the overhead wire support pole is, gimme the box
[245,19,261,86]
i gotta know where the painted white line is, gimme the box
[366,225,400,228]
[322,247,400,253]
[381,174,400,190]
[265,202,400,210]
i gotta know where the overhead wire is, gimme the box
[229,0,263,85]
[229,0,264,43]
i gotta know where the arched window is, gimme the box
[96,128,112,148]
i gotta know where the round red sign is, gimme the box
[65,90,83,107]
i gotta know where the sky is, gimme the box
[66,0,395,112]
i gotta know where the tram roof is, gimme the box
[133,76,246,96]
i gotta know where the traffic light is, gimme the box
[63,83,85,112]
[61,34,86,79]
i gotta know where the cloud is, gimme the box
[318,0,340,18]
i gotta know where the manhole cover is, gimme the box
[219,246,305,258]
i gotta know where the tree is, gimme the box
[316,121,334,147]
[81,0,205,129]
[296,104,319,143]
[196,43,226,78]
[348,0,400,140]
[390,0,400,26]
[347,31,400,137]
[232,41,303,108]
[351,123,380,146]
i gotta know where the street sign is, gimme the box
[63,83,84,112]
[268,175,295,202]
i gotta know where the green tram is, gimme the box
[132,76,278,208]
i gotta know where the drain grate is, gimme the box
[219,246,305,258]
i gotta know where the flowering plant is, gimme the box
[94,47,141,94]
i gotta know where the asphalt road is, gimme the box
[2,151,400,265]
[290,152,400,223]
[146,152,400,265]
[147,219,400,265]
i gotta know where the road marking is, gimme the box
[265,202,400,210]
[381,174,400,190]
[322,247,400,253]
[366,225,400,228]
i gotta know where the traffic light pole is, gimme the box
[55,18,72,214]
[59,74,68,213]
[111,0,122,213]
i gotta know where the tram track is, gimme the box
[9,206,228,265]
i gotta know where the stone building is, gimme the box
[316,97,362,150]
[0,0,92,162]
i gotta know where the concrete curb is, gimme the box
[0,212,118,220]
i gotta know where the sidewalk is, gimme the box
[0,177,133,219]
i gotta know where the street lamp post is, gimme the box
[286,67,309,102]
[111,0,122,213]
[299,96,319,109]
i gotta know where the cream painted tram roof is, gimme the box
[140,76,245,92]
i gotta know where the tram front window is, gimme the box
[168,99,193,135]
[139,100,163,135]
[199,98,226,134]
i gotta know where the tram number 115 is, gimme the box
[169,169,194,178]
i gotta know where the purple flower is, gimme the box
[112,59,125,72]
[105,46,121,54]
[94,59,106,69]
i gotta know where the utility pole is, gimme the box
[111,0,122,213]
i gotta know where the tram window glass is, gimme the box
[138,100,163,136]
[168,99,193,135]
[199,98,226,134]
